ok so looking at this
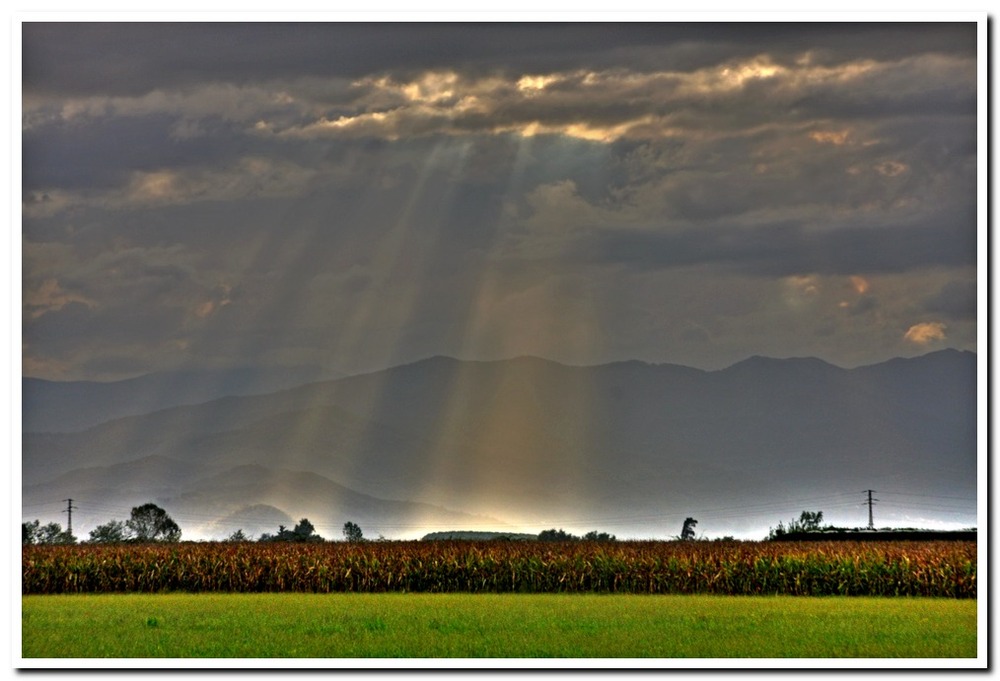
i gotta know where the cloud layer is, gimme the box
[22,23,979,379]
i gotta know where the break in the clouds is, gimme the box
[22,23,978,380]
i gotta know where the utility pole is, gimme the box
[863,490,878,530]
[63,498,77,537]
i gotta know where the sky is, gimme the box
[21,21,980,382]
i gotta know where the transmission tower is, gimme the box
[863,490,878,530]
[63,498,77,537]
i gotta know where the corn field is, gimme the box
[22,540,976,597]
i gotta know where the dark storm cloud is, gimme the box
[27,298,185,347]
[24,113,192,190]
[922,280,977,320]
[23,22,975,96]
[582,216,975,276]
[21,111,324,193]
[20,23,685,95]
[21,22,980,379]
[22,24,976,201]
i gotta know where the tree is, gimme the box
[768,510,826,540]
[538,528,578,541]
[342,521,364,543]
[680,517,698,540]
[126,503,181,542]
[226,529,249,542]
[88,519,130,543]
[22,520,40,545]
[798,510,824,532]
[41,522,75,544]
[293,518,322,542]
[25,521,76,545]
[583,531,616,542]
[259,525,291,542]
[259,519,323,543]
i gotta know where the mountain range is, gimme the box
[22,350,978,540]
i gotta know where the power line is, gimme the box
[21,500,66,509]
[878,491,977,502]
[877,504,977,516]
[878,499,975,511]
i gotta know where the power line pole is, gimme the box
[863,490,878,530]
[63,498,77,537]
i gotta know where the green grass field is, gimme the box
[22,593,977,658]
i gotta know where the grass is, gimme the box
[22,593,977,658]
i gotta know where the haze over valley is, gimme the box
[23,350,977,540]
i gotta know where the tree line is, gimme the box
[536,529,617,542]
[252,519,364,543]
[22,503,369,545]
[24,504,835,545]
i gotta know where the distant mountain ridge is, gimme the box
[23,365,345,433]
[22,350,977,539]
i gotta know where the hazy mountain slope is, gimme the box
[174,464,508,537]
[22,457,505,541]
[207,504,295,540]
[23,455,216,512]
[23,350,977,537]
[23,365,343,433]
